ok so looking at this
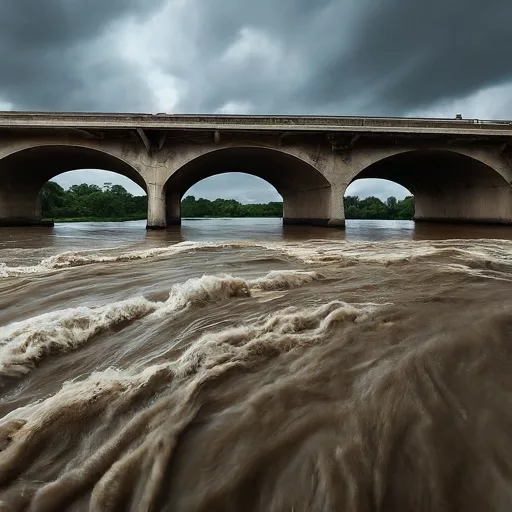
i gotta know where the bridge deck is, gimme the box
[0,112,511,137]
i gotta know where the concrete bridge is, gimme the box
[1,111,512,228]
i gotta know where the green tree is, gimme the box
[344,195,414,220]
[68,184,102,197]
[41,181,147,221]
[40,182,66,218]
[180,196,283,218]
[40,182,415,222]
[386,196,397,208]
[395,196,415,219]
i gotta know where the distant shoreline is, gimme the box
[42,216,146,223]
[42,216,415,224]
[42,216,285,223]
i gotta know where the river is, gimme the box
[1,218,512,511]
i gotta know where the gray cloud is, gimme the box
[3,0,511,115]
[0,0,165,111]
[2,0,512,201]
[345,179,410,202]
[54,170,145,196]
[186,173,282,203]
[175,0,512,116]
[300,0,512,115]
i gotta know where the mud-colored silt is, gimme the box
[1,220,512,511]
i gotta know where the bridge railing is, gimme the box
[0,111,511,133]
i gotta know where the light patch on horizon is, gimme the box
[185,173,282,203]
[407,82,512,121]
[216,101,253,114]
[0,99,13,111]
[53,170,145,196]
[106,3,187,114]
[222,27,283,71]
[345,179,410,201]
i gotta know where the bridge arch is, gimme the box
[347,149,512,224]
[162,146,342,227]
[0,144,147,225]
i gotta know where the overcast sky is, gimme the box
[2,0,512,202]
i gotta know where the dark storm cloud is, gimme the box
[176,0,512,116]
[0,0,165,111]
[2,0,511,115]
[300,0,512,114]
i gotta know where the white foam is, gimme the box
[0,297,158,377]
[260,239,512,268]
[153,270,324,317]
[173,300,377,379]
[248,270,323,290]
[153,274,251,317]
[4,238,511,279]
[0,270,323,377]
[0,241,258,277]
[0,298,379,426]
[438,263,512,282]
[0,365,167,425]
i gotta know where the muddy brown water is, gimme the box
[0,218,512,511]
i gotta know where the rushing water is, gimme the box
[1,218,512,511]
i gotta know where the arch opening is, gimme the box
[0,145,147,226]
[41,171,147,222]
[163,147,340,227]
[350,150,512,224]
[344,178,414,220]
[181,173,283,219]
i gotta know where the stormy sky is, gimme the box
[2,0,512,201]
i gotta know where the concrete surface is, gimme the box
[0,111,511,228]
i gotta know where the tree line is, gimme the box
[41,181,415,221]
[344,195,414,220]
[41,182,147,221]
[180,195,283,217]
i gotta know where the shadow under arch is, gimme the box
[0,144,147,226]
[350,150,512,224]
[163,146,334,226]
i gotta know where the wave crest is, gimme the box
[0,270,323,377]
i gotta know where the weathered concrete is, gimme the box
[0,112,511,228]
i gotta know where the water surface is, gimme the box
[0,218,512,511]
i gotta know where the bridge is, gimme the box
[1,111,512,228]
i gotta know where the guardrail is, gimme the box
[0,110,511,124]
[0,111,511,134]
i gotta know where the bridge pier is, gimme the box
[166,192,181,225]
[282,185,345,228]
[0,185,41,227]
[146,184,167,230]
[414,184,512,224]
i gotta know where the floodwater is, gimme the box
[0,218,512,511]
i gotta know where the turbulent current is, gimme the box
[0,219,512,511]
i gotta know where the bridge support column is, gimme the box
[0,185,43,227]
[166,192,181,225]
[327,184,345,227]
[283,185,345,228]
[414,184,512,224]
[146,183,167,230]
